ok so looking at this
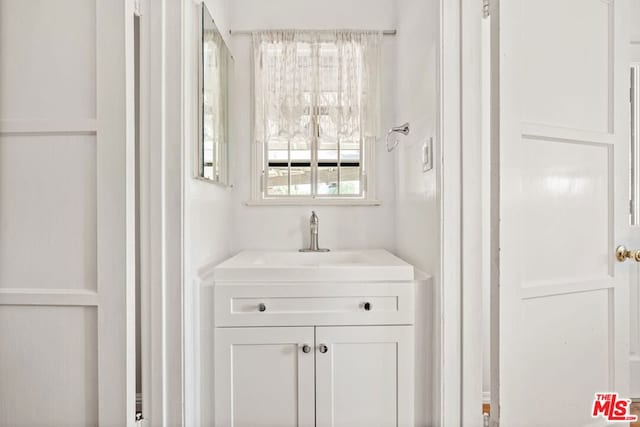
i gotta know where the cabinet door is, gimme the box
[315,325,414,427]
[215,327,315,427]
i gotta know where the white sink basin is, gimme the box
[213,249,414,282]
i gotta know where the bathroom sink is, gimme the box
[213,249,414,282]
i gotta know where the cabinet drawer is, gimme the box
[214,283,414,327]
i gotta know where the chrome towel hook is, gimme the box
[386,122,410,152]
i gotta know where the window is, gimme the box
[251,30,382,204]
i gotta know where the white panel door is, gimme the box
[630,19,640,398]
[315,326,414,427]
[494,0,631,425]
[0,0,134,425]
[215,327,315,427]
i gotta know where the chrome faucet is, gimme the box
[299,211,330,252]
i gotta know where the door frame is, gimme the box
[439,0,485,425]
[140,0,485,425]
[631,58,640,400]
[139,0,186,425]
[97,0,138,424]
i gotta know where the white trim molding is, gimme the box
[142,0,185,425]
[438,0,485,424]
[244,198,382,207]
[0,289,99,306]
[0,119,97,136]
[438,0,462,424]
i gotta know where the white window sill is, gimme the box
[245,198,382,207]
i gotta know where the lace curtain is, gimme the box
[252,30,382,148]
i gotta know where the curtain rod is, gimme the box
[229,29,397,36]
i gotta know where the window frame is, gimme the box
[248,38,381,206]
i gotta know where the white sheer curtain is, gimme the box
[252,30,382,149]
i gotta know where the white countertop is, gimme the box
[213,249,415,282]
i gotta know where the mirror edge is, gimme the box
[196,2,232,187]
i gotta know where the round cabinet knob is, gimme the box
[363,302,372,311]
[319,344,328,354]
[302,344,311,353]
[258,303,266,312]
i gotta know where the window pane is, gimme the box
[290,167,312,195]
[290,150,311,161]
[318,111,337,137]
[203,165,214,180]
[340,138,360,151]
[317,167,338,195]
[203,144,214,180]
[267,136,289,161]
[318,149,337,161]
[267,167,289,195]
[291,135,311,161]
[267,151,288,161]
[340,167,361,195]
[340,149,360,162]
[318,43,339,94]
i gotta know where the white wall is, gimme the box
[183,1,235,425]
[185,2,235,273]
[393,0,440,425]
[227,0,397,252]
[394,0,439,284]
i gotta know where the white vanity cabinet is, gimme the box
[314,325,414,427]
[214,327,316,427]
[213,281,416,427]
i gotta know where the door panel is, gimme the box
[0,0,133,424]
[520,291,611,423]
[0,135,97,290]
[0,0,96,120]
[315,326,414,427]
[520,137,610,285]
[521,0,611,133]
[0,306,98,427]
[628,19,640,399]
[215,327,315,427]
[494,0,630,425]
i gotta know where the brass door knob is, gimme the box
[616,245,640,262]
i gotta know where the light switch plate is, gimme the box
[422,137,433,172]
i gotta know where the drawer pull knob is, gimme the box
[302,344,311,353]
[363,302,372,311]
[319,344,328,354]
[258,303,266,312]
